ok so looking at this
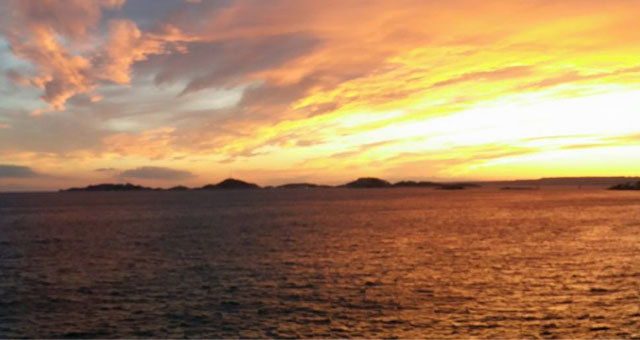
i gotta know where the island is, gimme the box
[393,181,479,190]
[61,183,154,192]
[340,177,392,188]
[276,183,331,189]
[200,178,260,190]
[501,186,538,190]
[392,180,440,188]
[60,177,485,192]
[168,185,190,191]
[61,178,261,192]
[487,176,640,187]
[437,184,467,190]
[609,181,640,190]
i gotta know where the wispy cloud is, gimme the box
[94,167,118,172]
[430,66,533,89]
[118,166,193,180]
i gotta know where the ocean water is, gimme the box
[0,188,638,338]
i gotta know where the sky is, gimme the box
[1,0,640,190]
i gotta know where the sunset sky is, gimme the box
[1,0,640,190]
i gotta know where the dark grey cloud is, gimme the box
[135,0,234,32]
[0,164,39,178]
[0,109,107,154]
[118,166,193,180]
[238,75,319,109]
[112,0,186,30]
[95,167,118,172]
[137,32,319,95]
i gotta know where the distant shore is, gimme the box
[58,176,640,192]
[60,177,479,192]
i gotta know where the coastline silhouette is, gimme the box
[59,176,640,192]
[608,181,640,190]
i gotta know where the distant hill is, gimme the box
[200,178,260,190]
[341,177,391,188]
[57,176,640,193]
[276,183,331,189]
[168,185,190,191]
[392,180,440,188]
[609,181,640,190]
[437,184,467,190]
[501,186,538,190]
[485,177,640,187]
[62,183,153,192]
[392,180,479,189]
[338,178,482,189]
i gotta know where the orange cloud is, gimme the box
[97,20,165,84]
[103,127,178,160]
[2,0,123,112]
[7,0,125,40]
[9,26,94,113]
[96,21,197,85]
[1,0,191,112]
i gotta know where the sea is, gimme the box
[0,188,638,338]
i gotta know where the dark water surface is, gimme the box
[0,188,639,338]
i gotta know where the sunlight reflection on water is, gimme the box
[0,188,639,338]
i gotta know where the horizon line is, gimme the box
[2,175,639,193]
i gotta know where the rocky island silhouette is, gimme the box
[61,178,261,192]
[341,177,392,188]
[60,176,640,192]
[63,183,154,191]
[609,181,640,190]
[200,178,260,190]
[276,183,332,189]
[60,177,475,191]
